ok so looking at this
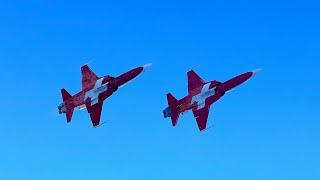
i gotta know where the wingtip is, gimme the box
[187,69,196,74]
[81,64,88,69]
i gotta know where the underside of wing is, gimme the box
[192,106,211,131]
[85,101,104,127]
[187,70,205,93]
[81,65,99,90]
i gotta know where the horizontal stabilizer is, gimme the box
[60,88,74,123]
[165,93,180,126]
[61,88,72,101]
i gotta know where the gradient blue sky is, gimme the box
[0,0,319,179]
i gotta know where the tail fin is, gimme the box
[163,93,180,126]
[61,88,72,101]
[59,89,74,123]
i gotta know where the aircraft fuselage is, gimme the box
[178,71,257,114]
[58,64,151,127]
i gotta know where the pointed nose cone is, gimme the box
[143,63,152,72]
[220,69,261,92]
[113,63,152,87]
[252,68,262,76]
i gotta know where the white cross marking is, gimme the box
[85,78,108,106]
[191,83,216,110]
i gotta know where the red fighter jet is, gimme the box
[163,69,261,131]
[58,64,151,127]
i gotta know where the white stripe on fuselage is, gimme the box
[75,104,86,110]
[85,78,109,106]
[191,83,216,110]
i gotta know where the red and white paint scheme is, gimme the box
[58,64,151,127]
[163,69,261,131]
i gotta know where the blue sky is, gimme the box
[0,0,319,179]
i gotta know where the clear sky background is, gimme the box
[0,0,319,179]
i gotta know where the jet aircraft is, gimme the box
[163,69,260,131]
[58,64,151,127]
